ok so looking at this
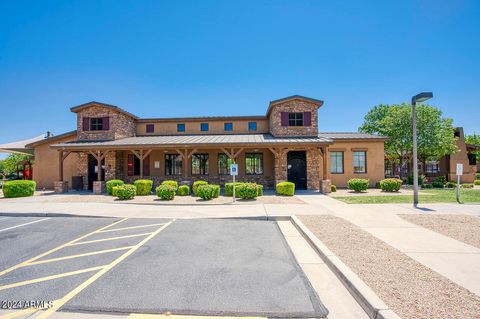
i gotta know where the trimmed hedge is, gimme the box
[348,178,369,192]
[197,184,220,200]
[225,182,243,197]
[331,185,337,192]
[431,176,446,189]
[276,182,295,196]
[106,180,124,195]
[445,181,457,188]
[477,172,480,179]
[134,179,153,196]
[3,180,36,198]
[161,180,178,191]
[156,184,176,200]
[256,184,263,196]
[475,180,480,186]
[462,183,474,188]
[116,184,136,200]
[379,178,402,192]
[112,186,122,197]
[193,180,208,196]
[237,183,258,199]
[178,185,190,196]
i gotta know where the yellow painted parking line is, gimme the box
[128,314,266,319]
[0,265,106,291]
[68,232,153,246]
[0,218,128,277]
[98,223,166,233]
[36,220,175,319]
[27,246,136,266]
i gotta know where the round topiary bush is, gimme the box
[237,183,258,199]
[475,180,480,186]
[112,186,122,197]
[379,178,402,192]
[156,184,176,200]
[224,182,244,197]
[347,178,369,192]
[276,182,295,196]
[106,180,124,195]
[178,185,190,196]
[256,184,263,196]
[331,185,337,192]
[134,179,153,196]
[197,184,219,200]
[3,180,36,198]
[116,184,136,200]
[445,181,457,188]
[193,180,208,196]
[161,180,178,191]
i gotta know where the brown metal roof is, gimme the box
[318,132,388,140]
[25,130,77,148]
[51,134,333,150]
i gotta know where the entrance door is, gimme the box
[287,151,307,190]
[87,154,105,190]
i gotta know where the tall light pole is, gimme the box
[411,92,433,206]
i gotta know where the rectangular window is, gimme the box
[224,122,233,131]
[200,123,209,132]
[218,153,233,175]
[177,123,185,132]
[192,153,209,175]
[245,153,263,175]
[165,154,182,175]
[425,161,440,174]
[288,112,304,126]
[90,118,103,131]
[127,154,150,176]
[248,122,257,131]
[330,152,344,174]
[146,124,154,133]
[353,151,367,173]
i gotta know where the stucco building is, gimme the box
[24,95,387,193]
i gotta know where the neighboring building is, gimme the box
[23,95,386,192]
[385,127,479,183]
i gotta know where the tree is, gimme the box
[465,133,480,161]
[1,154,33,176]
[360,103,457,178]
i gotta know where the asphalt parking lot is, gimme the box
[0,216,328,318]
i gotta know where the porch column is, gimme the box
[221,147,244,163]
[89,150,110,194]
[55,150,71,193]
[320,146,331,193]
[176,148,197,179]
[131,150,153,179]
[269,147,287,185]
[58,150,64,181]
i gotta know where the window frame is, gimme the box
[217,153,233,175]
[224,122,233,131]
[248,121,257,131]
[245,153,263,175]
[191,153,209,175]
[200,123,209,132]
[353,151,367,174]
[288,112,304,127]
[425,161,440,174]
[165,154,182,176]
[330,151,344,174]
[146,124,154,133]
[177,123,185,132]
[90,118,104,131]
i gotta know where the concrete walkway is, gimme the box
[295,193,480,297]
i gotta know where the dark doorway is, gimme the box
[287,151,307,190]
[87,154,105,190]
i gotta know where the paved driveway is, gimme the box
[0,216,327,318]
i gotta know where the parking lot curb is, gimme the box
[0,212,112,218]
[290,215,401,319]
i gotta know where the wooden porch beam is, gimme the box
[58,151,64,181]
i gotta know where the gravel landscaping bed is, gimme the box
[299,215,480,319]
[400,214,480,249]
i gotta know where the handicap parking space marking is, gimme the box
[0,218,175,319]
[0,217,50,233]
[98,222,167,233]
[67,232,155,246]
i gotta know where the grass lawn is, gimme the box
[335,189,480,204]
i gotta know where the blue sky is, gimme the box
[1,0,479,159]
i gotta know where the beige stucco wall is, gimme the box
[448,128,476,183]
[329,140,385,188]
[32,134,78,190]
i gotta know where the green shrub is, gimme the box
[477,172,480,179]
[375,182,381,189]
[347,178,369,192]
[407,174,426,186]
[193,180,208,196]
[106,180,124,195]
[133,179,153,196]
[155,184,176,200]
[430,176,446,188]
[256,184,263,196]
[237,183,258,199]
[445,181,457,188]
[462,183,474,188]
[178,185,190,196]
[116,184,136,200]
[379,178,402,192]
[225,182,244,197]
[112,186,122,197]
[161,180,178,191]
[331,185,337,192]
[3,180,36,198]
[276,182,295,196]
[197,184,219,200]
[422,184,433,189]
[474,180,480,186]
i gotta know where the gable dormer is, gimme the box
[267,95,323,137]
[71,101,138,140]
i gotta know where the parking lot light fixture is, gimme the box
[411,91,433,207]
